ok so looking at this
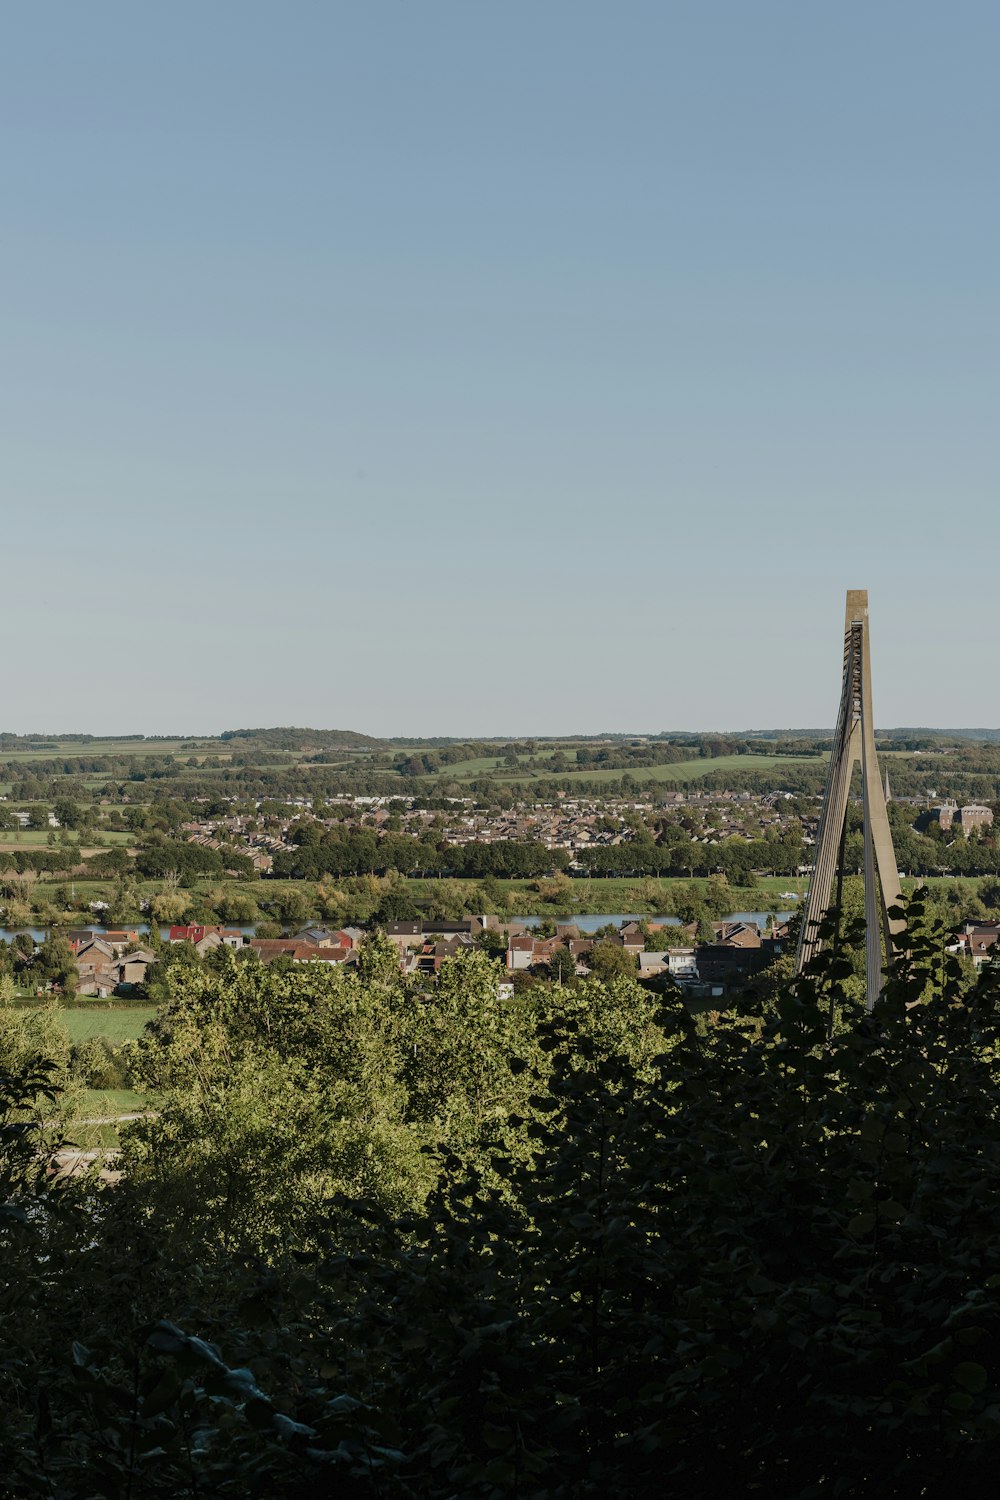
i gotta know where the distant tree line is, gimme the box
[273,831,568,881]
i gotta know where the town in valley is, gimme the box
[4,724,1000,1007]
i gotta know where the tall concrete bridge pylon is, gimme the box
[794,590,905,1011]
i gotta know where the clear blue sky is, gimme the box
[3,2,997,736]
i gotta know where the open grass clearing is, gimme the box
[439,756,506,777]
[0,738,222,762]
[0,831,67,847]
[64,1122,123,1150]
[77,1088,150,1117]
[0,829,134,849]
[495,752,829,785]
[63,1092,151,1151]
[58,1007,158,1045]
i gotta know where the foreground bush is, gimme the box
[4,903,1000,1496]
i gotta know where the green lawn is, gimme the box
[58,1007,158,1045]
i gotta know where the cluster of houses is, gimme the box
[67,930,158,998]
[181,823,276,871]
[176,788,809,870]
[57,905,1000,1002]
[66,924,248,996]
[57,912,790,998]
[244,914,789,992]
[948,919,1000,967]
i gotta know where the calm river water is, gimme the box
[0,912,794,944]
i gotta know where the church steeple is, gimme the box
[884,766,892,803]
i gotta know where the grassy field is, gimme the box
[496,752,830,785]
[66,1103,150,1149]
[58,1007,158,1045]
[0,737,382,769]
[78,1088,149,1116]
[0,829,134,849]
[437,756,506,778]
[0,738,222,762]
[0,830,70,846]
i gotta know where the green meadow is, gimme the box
[495,752,830,785]
[57,1007,158,1045]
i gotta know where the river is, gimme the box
[0,911,794,944]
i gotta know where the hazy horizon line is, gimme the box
[3,725,999,742]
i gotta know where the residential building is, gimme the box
[960,804,994,837]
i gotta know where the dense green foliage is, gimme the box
[273,832,570,881]
[4,902,1000,1494]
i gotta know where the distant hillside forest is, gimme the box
[219,726,384,749]
[5,727,1000,806]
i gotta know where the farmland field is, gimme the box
[0,738,222,762]
[497,752,830,784]
[0,830,135,848]
[435,756,505,777]
[58,1007,158,1045]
